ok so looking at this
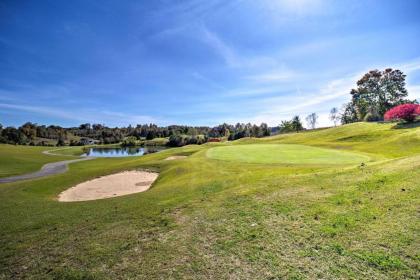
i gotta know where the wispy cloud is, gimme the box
[261,76,354,113]
[0,103,159,127]
[0,103,83,121]
[190,71,227,90]
[262,0,328,17]
[398,58,420,74]
[407,85,420,100]
[220,72,361,126]
[225,85,291,97]
[201,27,239,68]
[200,26,281,69]
[245,68,296,83]
[97,110,159,127]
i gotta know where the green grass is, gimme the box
[0,122,419,279]
[246,122,420,158]
[207,144,370,165]
[0,145,76,178]
[46,146,86,156]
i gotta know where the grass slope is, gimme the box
[0,145,77,178]
[0,122,419,279]
[247,122,420,158]
[207,144,370,165]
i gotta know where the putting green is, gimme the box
[206,144,370,165]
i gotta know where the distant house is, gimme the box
[80,138,100,145]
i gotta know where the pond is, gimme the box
[83,146,167,157]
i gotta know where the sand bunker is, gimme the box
[58,170,158,202]
[165,156,187,160]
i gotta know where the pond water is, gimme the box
[83,146,167,157]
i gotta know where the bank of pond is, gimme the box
[82,146,168,157]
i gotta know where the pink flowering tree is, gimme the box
[384,104,420,122]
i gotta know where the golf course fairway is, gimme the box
[0,122,419,279]
[206,144,370,165]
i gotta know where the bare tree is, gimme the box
[305,113,318,129]
[329,107,340,126]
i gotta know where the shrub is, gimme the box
[167,135,189,147]
[384,104,420,122]
[167,134,207,147]
[363,112,381,122]
[121,136,138,146]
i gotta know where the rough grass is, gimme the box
[0,122,419,279]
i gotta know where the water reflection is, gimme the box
[83,146,166,157]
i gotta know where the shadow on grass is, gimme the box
[391,120,420,129]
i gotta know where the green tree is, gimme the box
[20,122,37,140]
[341,102,359,124]
[279,120,293,133]
[280,116,304,133]
[259,123,270,136]
[121,136,138,147]
[56,136,65,146]
[346,68,409,122]
[291,116,304,132]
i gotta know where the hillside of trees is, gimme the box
[0,122,275,147]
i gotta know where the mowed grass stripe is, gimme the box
[206,144,370,165]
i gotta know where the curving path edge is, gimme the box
[0,149,94,184]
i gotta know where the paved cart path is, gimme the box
[0,150,94,183]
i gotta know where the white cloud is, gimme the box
[407,85,420,101]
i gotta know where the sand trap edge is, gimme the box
[58,170,159,202]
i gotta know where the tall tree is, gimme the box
[341,102,359,124]
[279,120,293,133]
[347,68,409,122]
[20,122,37,140]
[291,116,304,132]
[305,113,318,129]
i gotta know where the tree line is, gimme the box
[0,122,274,146]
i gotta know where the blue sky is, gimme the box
[1,0,420,128]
